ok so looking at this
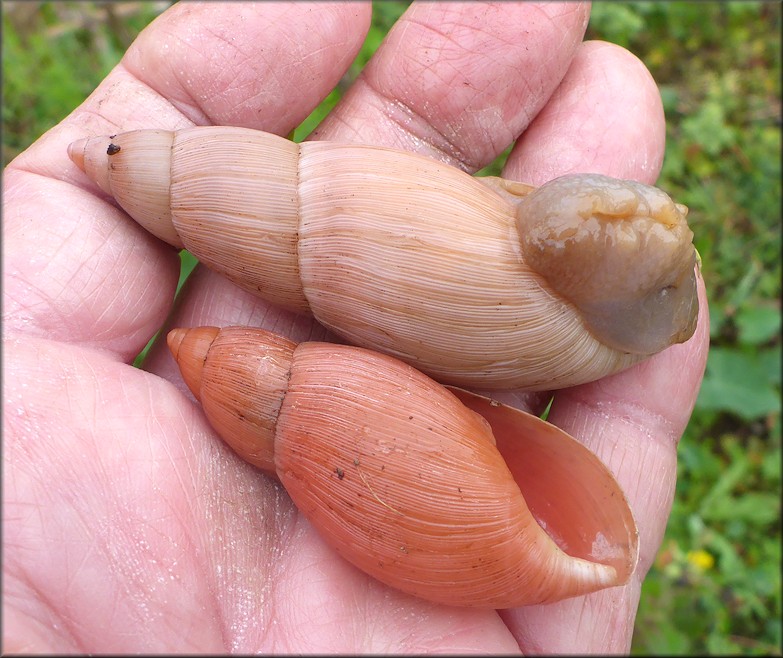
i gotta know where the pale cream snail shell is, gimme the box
[167,325,639,608]
[69,127,699,390]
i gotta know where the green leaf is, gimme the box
[702,492,781,525]
[659,85,680,114]
[736,304,781,345]
[761,345,782,386]
[647,624,691,654]
[587,4,645,48]
[708,304,728,339]
[177,250,199,294]
[696,347,781,420]
[682,100,736,156]
[706,530,744,575]
[705,634,744,655]
[696,455,748,519]
[761,444,782,481]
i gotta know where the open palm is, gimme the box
[3,2,709,653]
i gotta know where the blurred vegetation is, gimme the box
[585,4,781,654]
[3,1,780,654]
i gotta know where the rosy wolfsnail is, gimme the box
[167,325,639,608]
[68,127,699,390]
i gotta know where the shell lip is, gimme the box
[448,386,640,588]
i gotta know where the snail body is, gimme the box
[69,127,699,390]
[168,325,639,608]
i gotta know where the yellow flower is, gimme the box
[686,549,715,571]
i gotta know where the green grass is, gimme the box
[4,2,780,653]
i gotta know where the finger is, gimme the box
[142,266,342,395]
[510,281,709,653]
[119,1,372,135]
[6,329,521,654]
[505,39,667,185]
[145,1,595,647]
[493,41,709,653]
[3,2,370,361]
[313,1,590,171]
[147,0,590,385]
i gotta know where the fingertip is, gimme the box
[120,1,374,134]
[507,39,665,185]
[315,1,590,169]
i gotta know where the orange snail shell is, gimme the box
[168,325,639,608]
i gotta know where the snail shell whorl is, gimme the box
[171,128,308,312]
[168,326,639,608]
[73,129,182,248]
[73,127,309,312]
[168,325,295,473]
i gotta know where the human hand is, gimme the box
[3,2,709,653]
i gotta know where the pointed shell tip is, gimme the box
[166,327,189,361]
[67,134,114,195]
[67,138,88,171]
[167,326,221,400]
